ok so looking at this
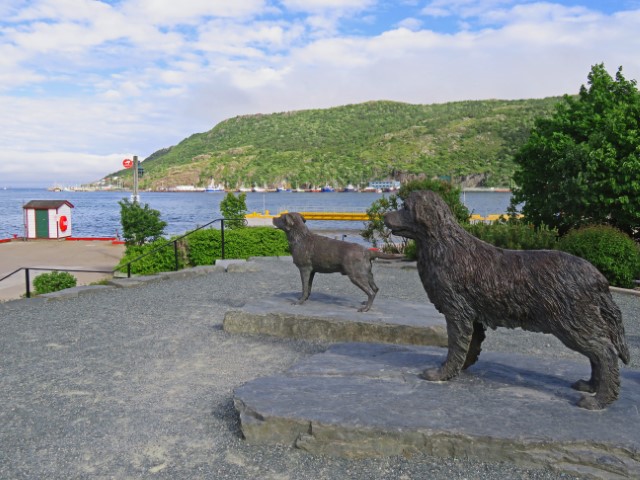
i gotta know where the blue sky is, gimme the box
[1,0,639,187]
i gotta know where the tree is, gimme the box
[220,192,247,229]
[118,198,167,246]
[362,178,470,252]
[511,64,640,239]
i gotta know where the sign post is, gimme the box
[122,157,139,202]
[132,155,140,203]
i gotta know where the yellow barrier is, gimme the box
[246,211,520,223]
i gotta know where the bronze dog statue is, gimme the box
[274,212,399,312]
[384,190,630,410]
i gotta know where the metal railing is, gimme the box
[0,217,243,299]
[0,267,114,299]
[119,217,243,277]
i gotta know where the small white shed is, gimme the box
[23,200,75,239]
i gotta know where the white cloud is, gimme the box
[396,17,423,30]
[1,0,640,187]
[281,0,375,12]
[122,0,268,24]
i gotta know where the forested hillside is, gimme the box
[105,98,561,189]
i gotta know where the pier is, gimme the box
[245,210,514,225]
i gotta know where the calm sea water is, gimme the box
[0,189,513,240]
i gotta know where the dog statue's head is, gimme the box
[384,190,453,240]
[273,212,308,234]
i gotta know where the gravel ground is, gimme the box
[0,257,637,479]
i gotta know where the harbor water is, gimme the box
[0,189,514,240]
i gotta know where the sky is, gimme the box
[1,0,639,188]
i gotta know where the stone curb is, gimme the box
[224,310,447,347]
[610,286,640,297]
[39,284,116,300]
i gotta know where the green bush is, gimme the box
[117,237,186,275]
[118,198,167,246]
[465,221,559,250]
[362,179,470,252]
[399,179,470,224]
[33,271,77,295]
[117,227,289,275]
[557,225,640,288]
[222,227,290,259]
[186,229,222,266]
[403,240,417,260]
[220,192,248,229]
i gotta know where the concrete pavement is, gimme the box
[0,239,125,301]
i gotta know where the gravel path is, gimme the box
[1,257,637,479]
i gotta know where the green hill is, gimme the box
[105,98,561,190]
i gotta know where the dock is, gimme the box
[245,210,515,225]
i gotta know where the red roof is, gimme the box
[23,200,75,210]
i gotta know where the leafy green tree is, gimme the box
[220,192,247,229]
[512,64,640,238]
[398,179,470,224]
[362,179,469,252]
[118,198,167,246]
[362,194,404,251]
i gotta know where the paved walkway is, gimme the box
[1,256,638,479]
[0,239,125,301]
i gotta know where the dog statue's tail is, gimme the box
[368,249,405,261]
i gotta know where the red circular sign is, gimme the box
[122,158,133,169]
[59,216,68,232]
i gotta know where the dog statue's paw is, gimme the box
[577,394,604,410]
[571,379,596,393]
[418,368,444,381]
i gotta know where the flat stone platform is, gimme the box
[234,343,640,479]
[224,293,448,347]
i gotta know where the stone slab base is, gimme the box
[234,343,640,479]
[224,293,447,346]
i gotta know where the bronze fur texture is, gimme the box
[384,190,630,410]
[274,212,399,312]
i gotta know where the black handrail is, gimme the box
[0,217,246,299]
[118,217,245,277]
[0,267,114,299]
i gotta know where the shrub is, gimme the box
[117,227,289,275]
[33,271,77,295]
[465,220,559,250]
[557,225,640,288]
[118,198,167,246]
[117,237,186,275]
[362,179,470,252]
[222,227,289,259]
[220,192,248,229]
[362,194,404,251]
[399,179,470,224]
[186,229,222,266]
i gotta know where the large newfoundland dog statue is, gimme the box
[384,190,630,410]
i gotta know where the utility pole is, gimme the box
[131,155,140,203]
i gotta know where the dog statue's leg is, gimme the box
[349,274,377,312]
[420,317,473,381]
[572,359,596,393]
[296,268,314,305]
[462,321,486,370]
[576,342,620,410]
